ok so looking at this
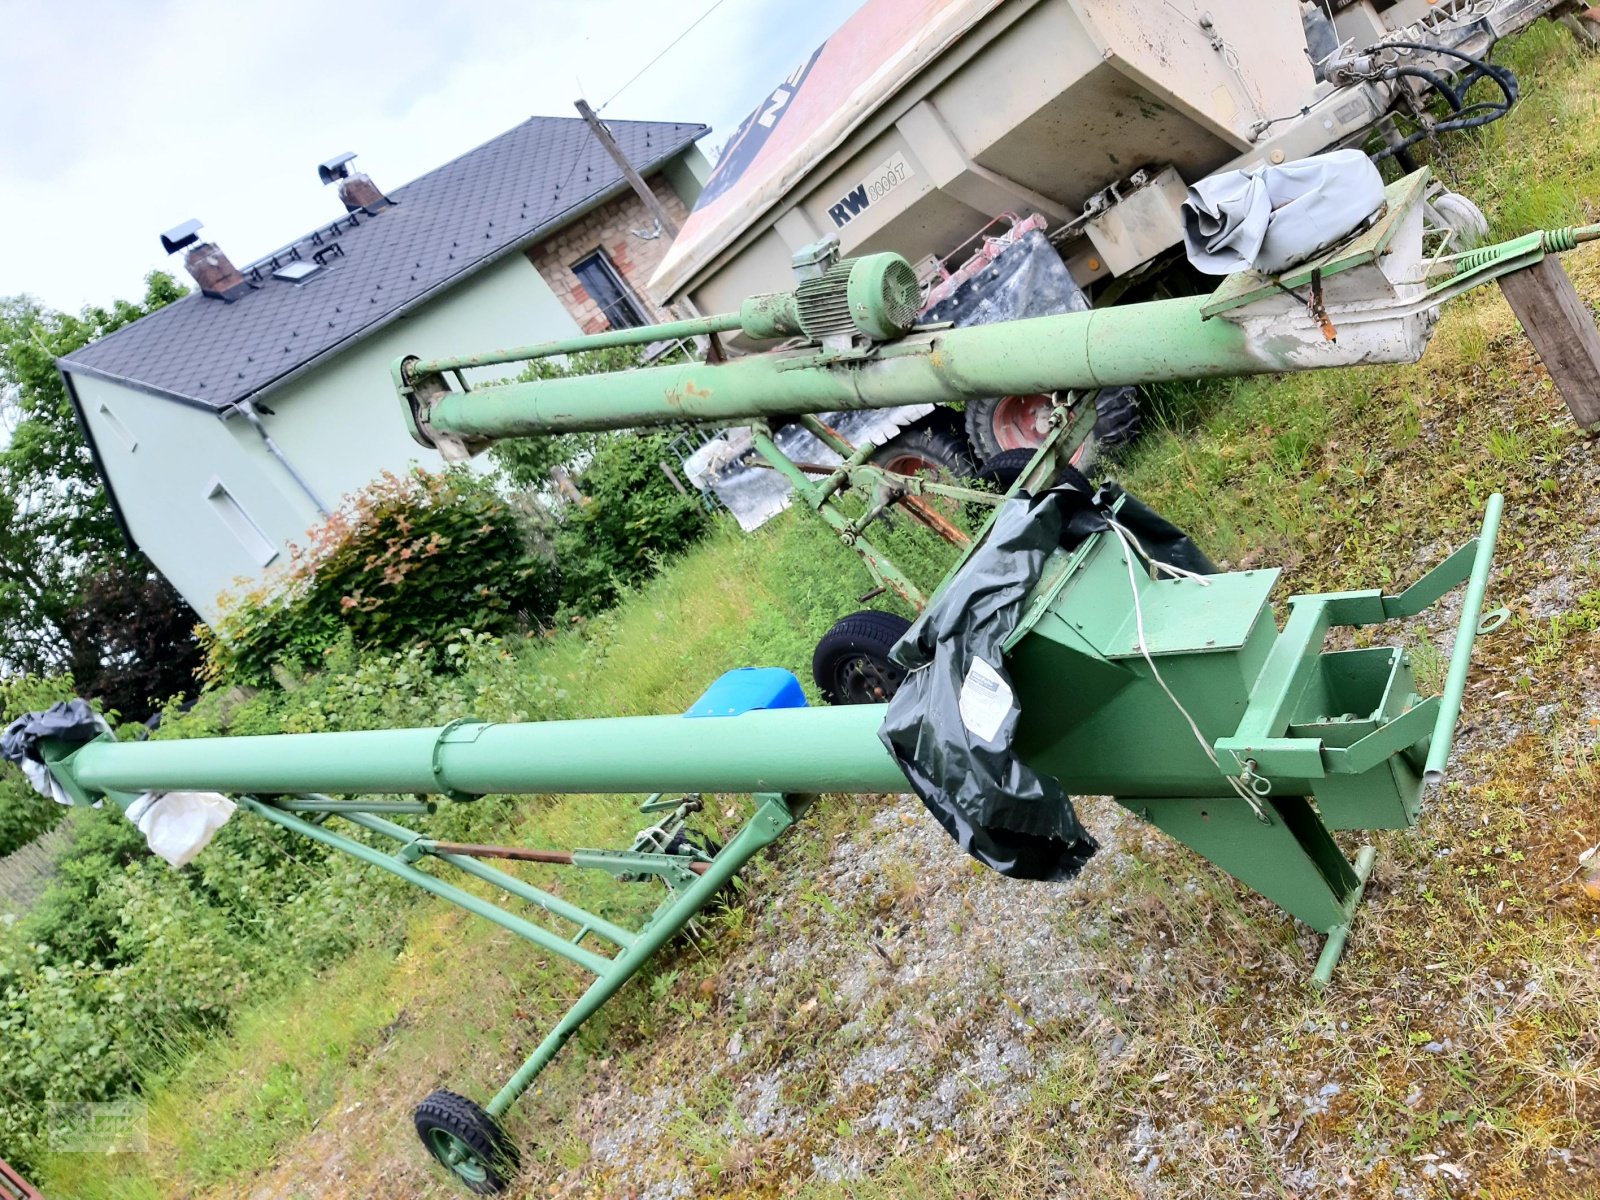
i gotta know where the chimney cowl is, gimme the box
[159,219,252,302]
[318,151,393,213]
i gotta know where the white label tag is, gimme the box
[958,656,1013,744]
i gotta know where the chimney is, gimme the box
[160,219,251,302]
[318,151,393,213]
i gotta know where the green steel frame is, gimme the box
[36,478,1504,1189]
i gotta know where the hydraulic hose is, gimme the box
[1372,41,1519,160]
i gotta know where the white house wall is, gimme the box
[74,371,310,621]
[250,251,579,510]
[75,252,581,623]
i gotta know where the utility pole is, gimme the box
[574,99,681,239]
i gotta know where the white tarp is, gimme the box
[125,792,238,869]
[1181,150,1387,276]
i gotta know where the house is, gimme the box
[58,114,710,622]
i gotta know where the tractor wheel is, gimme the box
[965,387,1142,462]
[967,448,1039,528]
[869,422,976,483]
[976,448,1039,493]
[812,610,913,705]
[964,393,1053,460]
[414,1089,520,1195]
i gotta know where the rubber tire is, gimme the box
[967,448,1038,528]
[868,422,976,481]
[812,610,913,705]
[975,448,1038,493]
[414,1089,520,1195]
[1092,385,1142,449]
[1425,191,1491,251]
[965,387,1142,461]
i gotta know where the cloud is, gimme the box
[0,0,866,311]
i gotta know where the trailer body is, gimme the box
[650,0,1565,317]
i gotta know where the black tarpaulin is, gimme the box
[2,700,111,806]
[877,477,1212,882]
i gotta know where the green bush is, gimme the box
[556,429,711,612]
[488,344,710,612]
[0,632,547,1172]
[202,467,557,687]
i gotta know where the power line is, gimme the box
[598,0,733,113]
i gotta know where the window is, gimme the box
[96,402,137,451]
[571,250,649,329]
[204,478,278,567]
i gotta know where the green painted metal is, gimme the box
[32,477,1505,1200]
[44,494,1503,961]
[238,798,616,976]
[1426,492,1504,783]
[406,312,746,378]
[747,422,929,608]
[1117,794,1360,932]
[403,296,1258,442]
[55,704,907,799]
[37,193,1536,1184]
[1313,846,1378,988]
[273,797,436,814]
[333,808,638,950]
[483,793,802,1118]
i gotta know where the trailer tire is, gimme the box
[965,387,1142,462]
[966,449,1038,527]
[976,448,1039,493]
[813,610,913,705]
[415,1089,520,1194]
[869,423,976,482]
[1092,385,1142,449]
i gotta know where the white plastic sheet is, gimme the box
[1182,150,1387,276]
[124,792,237,869]
[3,700,235,868]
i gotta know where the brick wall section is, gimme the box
[525,173,691,334]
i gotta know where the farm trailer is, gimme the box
[648,0,1578,479]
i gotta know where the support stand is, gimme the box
[1499,256,1600,432]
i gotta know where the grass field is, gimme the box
[36,21,1600,1199]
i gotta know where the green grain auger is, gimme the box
[26,169,1577,1193]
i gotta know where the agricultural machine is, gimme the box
[653,0,1587,533]
[11,167,1600,1192]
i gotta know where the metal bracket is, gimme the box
[431,718,488,802]
[571,848,704,888]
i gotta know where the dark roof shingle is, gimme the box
[62,116,706,409]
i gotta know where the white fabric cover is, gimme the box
[1181,150,1387,276]
[19,757,84,808]
[123,792,237,868]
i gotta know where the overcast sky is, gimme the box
[0,0,867,312]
